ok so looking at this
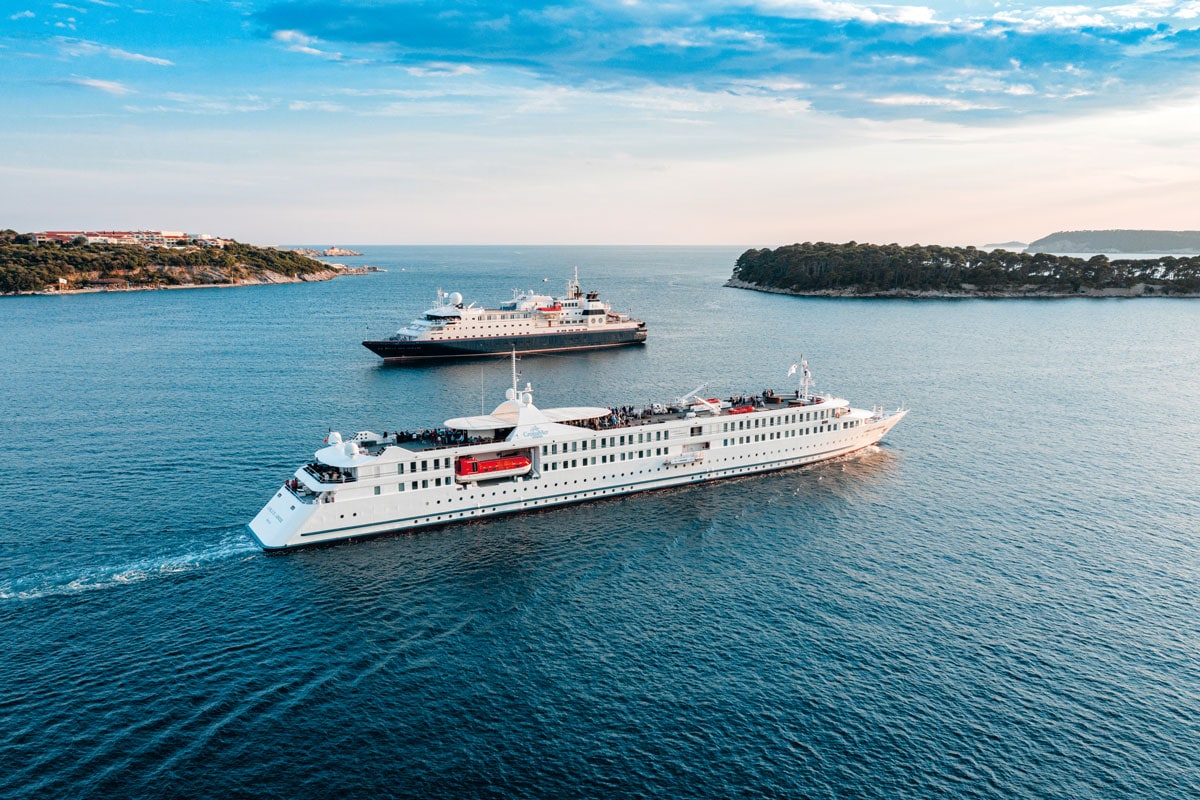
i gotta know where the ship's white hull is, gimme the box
[247,407,906,551]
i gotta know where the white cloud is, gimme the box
[405,63,481,77]
[112,92,277,114]
[68,77,134,95]
[289,100,347,112]
[870,93,998,110]
[272,29,343,60]
[56,38,174,66]
[757,0,939,25]
[10,10,34,20]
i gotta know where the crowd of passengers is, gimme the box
[301,465,350,484]
[385,428,490,447]
[373,389,810,443]
[560,394,781,431]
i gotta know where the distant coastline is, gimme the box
[725,277,1200,299]
[727,241,1200,299]
[1026,229,1200,254]
[0,230,363,296]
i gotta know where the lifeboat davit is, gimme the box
[455,454,533,482]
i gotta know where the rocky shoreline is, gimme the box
[724,278,1200,299]
[6,268,343,297]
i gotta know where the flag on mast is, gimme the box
[787,363,798,377]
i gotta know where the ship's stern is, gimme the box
[246,486,321,550]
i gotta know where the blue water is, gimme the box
[2,246,1199,798]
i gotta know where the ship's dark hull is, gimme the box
[363,327,647,362]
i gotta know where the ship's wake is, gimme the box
[0,530,258,602]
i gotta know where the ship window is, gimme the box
[620,435,626,445]
[399,484,405,492]
[690,426,702,437]
[421,461,428,471]
[374,486,381,495]
[581,441,588,451]
[572,459,577,468]
[542,445,548,455]
[571,442,577,452]
[421,479,428,488]
[412,481,418,490]
[435,477,442,486]
[398,465,403,474]
[552,444,558,454]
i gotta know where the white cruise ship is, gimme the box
[247,359,907,550]
[363,270,647,362]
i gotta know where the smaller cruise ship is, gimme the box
[247,357,908,550]
[363,270,647,362]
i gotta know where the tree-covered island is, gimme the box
[728,242,1200,298]
[0,229,340,295]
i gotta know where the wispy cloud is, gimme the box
[288,99,346,112]
[56,38,174,66]
[65,77,135,95]
[405,63,481,77]
[272,29,343,60]
[10,10,35,20]
[250,0,1200,121]
[127,92,276,114]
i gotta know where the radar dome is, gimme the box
[448,292,463,306]
[326,431,343,446]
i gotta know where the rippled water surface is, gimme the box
[3,246,1199,798]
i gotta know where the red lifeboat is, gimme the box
[726,405,755,415]
[537,304,562,313]
[455,454,533,482]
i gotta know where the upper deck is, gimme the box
[336,387,842,461]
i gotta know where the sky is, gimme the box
[4,0,1200,246]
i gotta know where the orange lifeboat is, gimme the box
[455,454,533,482]
[727,405,755,415]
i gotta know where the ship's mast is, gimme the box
[790,356,813,398]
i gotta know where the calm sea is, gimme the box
[2,246,1199,799]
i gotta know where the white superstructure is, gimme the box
[247,359,907,550]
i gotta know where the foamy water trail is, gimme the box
[0,531,258,601]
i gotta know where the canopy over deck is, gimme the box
[444,403,610,432]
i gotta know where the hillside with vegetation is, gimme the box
[0,229,335,294]
[1026,229,1200,254]
[728,241,1200,297]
